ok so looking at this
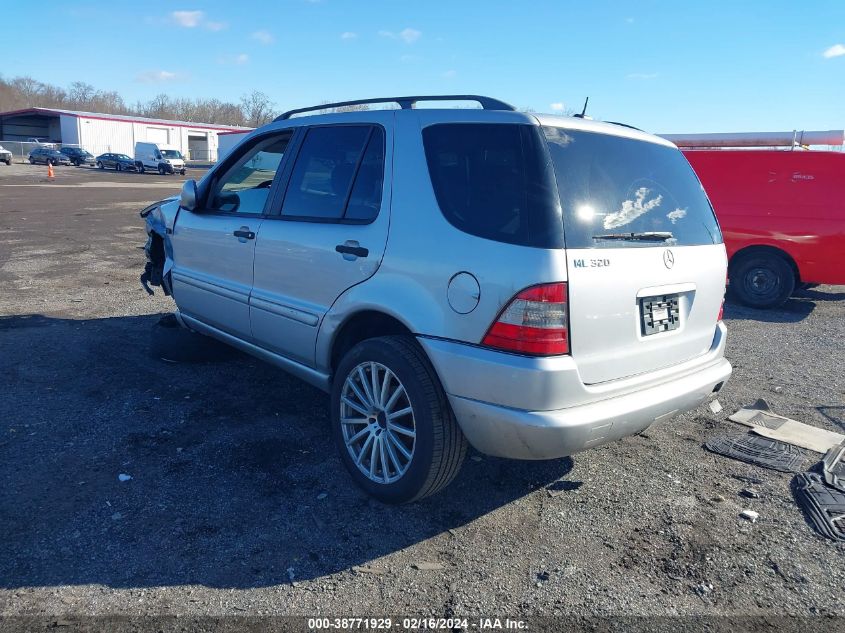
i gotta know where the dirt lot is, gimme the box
[0,162,843,624]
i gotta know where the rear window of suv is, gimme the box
[542,126,722,249]
[422,123,564,249]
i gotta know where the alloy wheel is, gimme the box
[340,361,416,484]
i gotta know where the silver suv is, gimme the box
[142,95,731,503]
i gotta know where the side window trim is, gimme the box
[339,127,375,216]
[269,123,385,225]
[201,128,296,218]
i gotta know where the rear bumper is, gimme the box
[419,323,731,460]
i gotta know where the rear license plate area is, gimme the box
[640,294,680,336]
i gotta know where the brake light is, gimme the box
[481,283,569,355]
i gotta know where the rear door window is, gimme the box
[422,123,563,248]
[281,125,384,222]
[543,127,722,248]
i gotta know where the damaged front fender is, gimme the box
[140,197,179,296]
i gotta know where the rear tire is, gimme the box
[730,252,795,309]
[331,336,467,504]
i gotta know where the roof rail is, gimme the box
[275,95,515,121]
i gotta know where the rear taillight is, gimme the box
[717,299,725,322]
[481,282,569,356]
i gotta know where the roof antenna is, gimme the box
[573,96,590,119]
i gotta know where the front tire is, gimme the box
[730,252,795,309]
[116,163,122,172]
[331,336,467,504]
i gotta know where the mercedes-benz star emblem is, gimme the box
[663,249,675,269]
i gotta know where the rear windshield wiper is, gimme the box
[592,231,674,242]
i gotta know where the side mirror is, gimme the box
[180,179,198,211]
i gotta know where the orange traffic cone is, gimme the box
[47,163,55,180]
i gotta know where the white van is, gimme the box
[134,142,186,175]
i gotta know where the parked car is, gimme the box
[682,148,845,308]
[96,153,137,171]
[141,95,731,503]
[28,137,56,148]
[59,147,96,167]
[28,147,72,166]
[135,142,186,175]
[0,144,11,165]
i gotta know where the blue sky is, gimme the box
[3,0,845,133]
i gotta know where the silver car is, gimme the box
[141,95,731,503]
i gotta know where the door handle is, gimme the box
[335,243,368,258]
[233,229,255,240]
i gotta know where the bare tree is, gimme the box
[0,74,260,127]
[240,90,276,127]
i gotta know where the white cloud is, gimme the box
[136,70,181,83]
[171,10,203,27]
[442,69,457,78]
[823,43,845,58]
[169,10,226,30]
[550,102,565,111]
[252,29,274,45]
[379,27,421,44]
[399,28,421,43]
[340,31,358,40]
[626,72,659,80]
[667,208,687,224]
[218,53,249,65]
[603,187,663,230]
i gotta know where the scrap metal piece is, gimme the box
[822,441,845,493]
[729,399,791,427]
[792,472,845,542]
[752,421,844,454]
[704,434,807,473]
[729,400,844,453]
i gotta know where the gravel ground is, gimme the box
[0,163,843,624]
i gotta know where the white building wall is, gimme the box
[70,114,239,161]
[78,117,135,156]
[59,115,80,146]
[217,132,250,160]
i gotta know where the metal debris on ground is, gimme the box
[751,420,844,454]
[739,510,759,523]
[792,473,845,542]
[708,399,723,414]
[352,565,386,575]
[729,399,844,453]
[411,562,445,571]
[740,488,760,499]
[822,441,845,493]
[704,434,807,473]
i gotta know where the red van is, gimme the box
[681,148,845,308]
